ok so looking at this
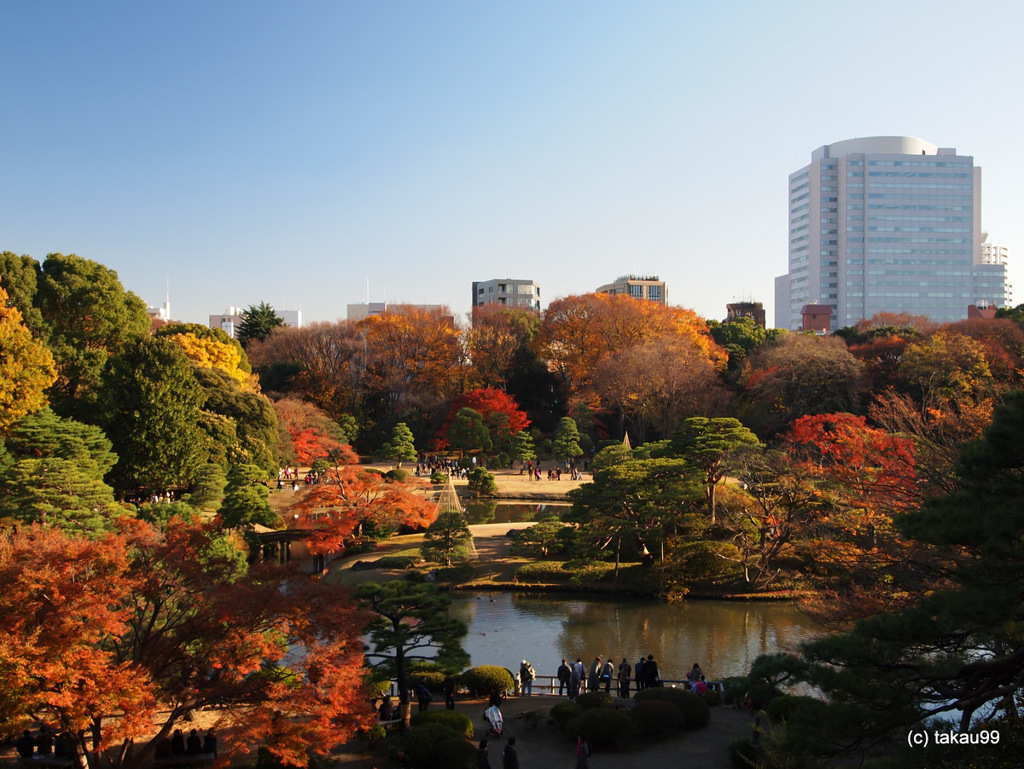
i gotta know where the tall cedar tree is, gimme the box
[0,518,373,769]
[97,338,207,496]
[236,301,285,348]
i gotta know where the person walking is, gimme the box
[502,736,519,769]
[476,738,491,769]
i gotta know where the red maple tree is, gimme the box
[0,518,373,769]
[436,387,530,450]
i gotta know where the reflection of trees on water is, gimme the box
[499,594,819,680]
[463,502,569,525]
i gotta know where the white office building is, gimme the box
[472,279,541,311]
[774,136,1008,330]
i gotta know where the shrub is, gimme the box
[575,691,612,710]
[631,699,686,738]
[574,707,632,748]
[385,468,410,483]
[410,709,474,739]
[704,687,721,707]
[549,702,582,732]
[436,564,475,583]
[729,735,764,769]
[460,665,514,696]
[361,724,386,744]
[515,562,572,583]
[408,671,447,692]
[634,687,710,728]
[430,470,448,484]
[400,723,474,769]
[718,676,748,707]
[467,467,497,496]
[375,555,419,569]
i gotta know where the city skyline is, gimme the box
[2,2,1023,328]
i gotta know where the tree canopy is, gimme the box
[236,301,285,348]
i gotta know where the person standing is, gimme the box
[568,661,582,701]
[587,656,602,693]
[444,674,457,710]
[618,657,632,698]
[601,657,614,694]
[519,660,535,696]
[557,659,571,696]
[644,654,660,688]
[502,736,519,769]
[634,657,646,692]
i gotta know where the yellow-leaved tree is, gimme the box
[0,285,57,431]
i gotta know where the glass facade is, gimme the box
[777,138,1005,330]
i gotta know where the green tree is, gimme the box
[0,408,125,533]
[236,301,285,348]
[466,467,497,497]
[566,457,702,576]
[356,581,469,708]
[97,338,208,495]
[668,417,761,523]
[193,367,279,476]
[446,407,491,455]
[382,422,417,467]
[509,430,537,466]
[551,417,583,462]
[420,510,473,566]
[0,251,45,336]
[34,253,150,413]
[182,462,227,511]
[218,463,280,529]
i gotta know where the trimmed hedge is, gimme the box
[400,723,474,769]
[573,707,632,748]
[634,687,710,729]
[631,699,686,738]
[410,709,474,739]
[460,665,514,696]
[549,702,582,732]
[575,691,611,710]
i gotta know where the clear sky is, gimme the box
[3,1,1022,327]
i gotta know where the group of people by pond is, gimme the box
[554,654,677,701]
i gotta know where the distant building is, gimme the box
[967,303,999,320]
[472,279,541,311]
[726,301,766,328]
[209,306,301,338]
[210,307,244,338]
[595,275,667,304]
[980,236,1012,306]
[801,304,832,334]
[346,302,447,322]
[775,136,1008,331]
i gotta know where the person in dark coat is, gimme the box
[444,675,457,710]
[170,729,185,756]
[502,736,519,769]
[556,659,571,696]
[644,654,660,687]
[16,730,35,758]
[476,738,491,769]
[186,729,202,755]
[203,731,218,757]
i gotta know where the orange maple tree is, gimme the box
[290,453,437,554]
[0,519,372,769]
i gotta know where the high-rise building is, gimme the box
[595,275,667,304]
[774,136,1008,330]
[472,279,541,311]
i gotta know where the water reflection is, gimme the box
[449,592,820,682]
[463,501,567,524]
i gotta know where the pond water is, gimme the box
[448,591,820,683]
[463,501,567,525]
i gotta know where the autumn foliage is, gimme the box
[0,519,373,769]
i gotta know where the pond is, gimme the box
[463,501,567,525]
[448,591,819,684]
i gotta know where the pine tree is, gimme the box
[382,422,417,467]
[551,417,582,462]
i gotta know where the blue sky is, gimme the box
[3,1,1022,327]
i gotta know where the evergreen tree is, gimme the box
[183,462,227,511]
[446,407,491,455]
[356,580,469,707]
[0,408,125,533]
[218,463,280,529]
[510,430,536,465]
[421,510,473,566]
[551,417,582,462]
[236,301,285,348]
[97,338,207,496]
[381,422,417,467]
